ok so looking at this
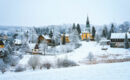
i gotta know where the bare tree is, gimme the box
[39,40,48,55]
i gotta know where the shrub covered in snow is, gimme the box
[14,65,26,72]
[0,59,7,74]
[28,56,41,70]
[57,58,78,68]
[42,62,52,69]
[87,52,94,61]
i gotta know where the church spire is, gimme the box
[86,16,90,33]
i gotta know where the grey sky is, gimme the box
[0,0,130,26]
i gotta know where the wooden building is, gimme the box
[61,34,70,43]
[110,33,130,47]
[38,35,51,44]
[80,31,93,40]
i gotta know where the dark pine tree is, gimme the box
[124,33,129,49]
[92,26,96,39]
[102,29,106,38]
[111,23,115,33]
[86,16,90,33]
[62,33,66,45]
[107,24,115,39]
[49,30,53,38]
[72,23,76,30]
[77,24,81,34]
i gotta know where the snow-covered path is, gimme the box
[1,62,130,80]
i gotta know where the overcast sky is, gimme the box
[0,0,130,26]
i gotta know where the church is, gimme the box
[81,16,94,40]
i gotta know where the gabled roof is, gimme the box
[111,33,130,39]
[42,35,51,39]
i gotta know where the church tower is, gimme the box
[86,16,90,33]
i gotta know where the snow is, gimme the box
[1,62,130,80]
[19,41,130,65]
[1,41,130,80]
[61,34,69,36]
[111,33,130,39]
[42,35,51,39]
[28,43,36,50]
[14,39,22,45]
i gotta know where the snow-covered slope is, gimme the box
[1,62,130,80]
[19,41,130,65]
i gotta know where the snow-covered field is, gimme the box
[1,41,130,80]
[20,41,130,65]
[1,62,130,80]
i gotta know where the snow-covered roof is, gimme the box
[61,34,69,36]
[82,31,89,33]
[14,39,22,44]
[111,33,130,39]
[81,29,90,33]
[42,35,51,39]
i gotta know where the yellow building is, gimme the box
[81,32,93,40]
[0,40,4,48]
[61,34,70,43]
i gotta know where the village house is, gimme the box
[61,33,70,43]
[14,39,22,46]
[37,35,51,44]
[28,43,41,54]
[110,33,130,47]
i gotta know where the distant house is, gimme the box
[29,43,41,54]
[80,31,93,40]
[38,35,51,44]
[110,33,130,47]
[14,39,22,46]
[0,40,4,48]
[0,35,8,40]
[61,33,70,43]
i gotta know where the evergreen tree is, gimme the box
[86,16,90,32]
[107,24,115,39]
[49,30,53,38]
[92,26,96,39]
[62,33,66,45]
[77,24,81,34]
[110,23,115,33]
[102,29,106,38]
[72,23,76,30]
[102,26,108,38]
[124,33,129,49]
[107,30,111,40]
[104,26,108,38]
